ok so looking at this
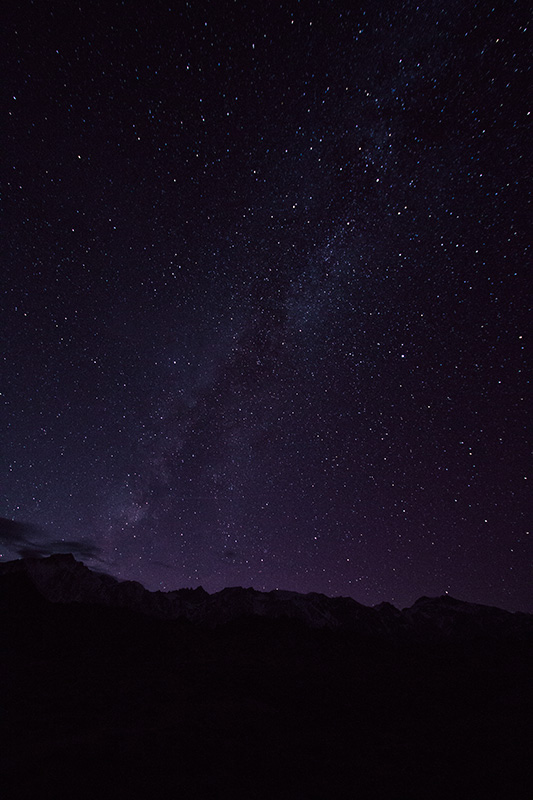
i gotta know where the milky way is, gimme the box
[1,0,530,610]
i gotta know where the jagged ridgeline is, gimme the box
[1,554,531,800]
[0,552,531,638]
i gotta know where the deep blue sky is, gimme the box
[2,0,530,611]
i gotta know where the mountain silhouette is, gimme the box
[1,553,531,639]
[1,554,531,799]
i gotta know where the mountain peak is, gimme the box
[0,554,531,639]
[43,552,79,565]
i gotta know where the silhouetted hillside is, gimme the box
[1,553,531,639]
[0,556,531,798]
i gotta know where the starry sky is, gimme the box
[2,0,531,611]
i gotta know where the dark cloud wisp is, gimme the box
[0,518,102,562]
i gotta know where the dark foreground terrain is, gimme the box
[1,562,531,799]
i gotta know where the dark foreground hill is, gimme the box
[0,556,532,799]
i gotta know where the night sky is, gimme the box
[2,0,530,611]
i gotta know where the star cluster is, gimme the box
[1,0,530,610]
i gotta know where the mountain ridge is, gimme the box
[1,553,531,641]
[1,553,532,799]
